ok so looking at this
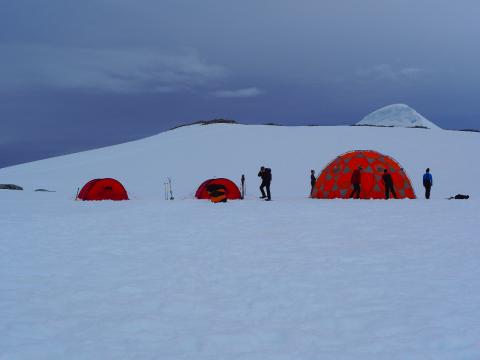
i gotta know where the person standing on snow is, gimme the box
[310,170,316,197]
[258,166,272,201]
[349,166,362,199]
[423,168,433,199]
[382,169,397,199]
[258,166,266,198]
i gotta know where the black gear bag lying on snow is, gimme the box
[448,194,470,200]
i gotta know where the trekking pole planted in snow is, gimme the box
[75,187,80,200]
[245,177,247,198]
[168,178,174,200]
[241,174,245,199]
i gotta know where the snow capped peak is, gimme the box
[356,104,442,130]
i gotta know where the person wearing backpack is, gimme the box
[423,168,433,199]
[258,166,272,201]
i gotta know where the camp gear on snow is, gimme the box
[195,178,241,200]
[206,184,227,203]
[312,150,415,199]
[168,177,174,200]
[448,194,470,200]
[77,178,129,201]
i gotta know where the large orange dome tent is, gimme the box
[195,178,242,201]
[312,150,416,199]
[77,178,129,201]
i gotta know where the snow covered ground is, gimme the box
[1,124,479,359]
[1,192,479,359]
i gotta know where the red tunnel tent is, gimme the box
[195,178,242,200]
[312,150,416,199]
[77,178,129,201]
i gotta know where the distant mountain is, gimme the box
[355,104,442,130]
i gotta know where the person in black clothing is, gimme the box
[258,166,267,198]
[258,166,272,201]
[349,166,362,199]
[382,169,397,199]
[310,170,316,197]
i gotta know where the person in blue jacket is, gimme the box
[423,168,433,199]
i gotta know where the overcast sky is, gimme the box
[1,0,479,167]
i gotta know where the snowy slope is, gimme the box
[1,124,480,360]
[0,123,477,198]
[356,104,442,129]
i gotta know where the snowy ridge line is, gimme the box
[352,124,429,129]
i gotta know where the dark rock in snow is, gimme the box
[170,119,238,130]
[0,184,23,190]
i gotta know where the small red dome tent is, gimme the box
[195,178,241,200]
[312,150,416,199]
[77,178,129,201]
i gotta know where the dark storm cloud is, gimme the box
[1,0,479,167]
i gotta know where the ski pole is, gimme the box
[241,174,245,199]
[168,178,174,200]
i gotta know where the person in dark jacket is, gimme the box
[382,169,397,199]
[258,166,266,198]
[423,168,433,199]
[258,166,272,201]
[310,170,316,197]
[349,166,362,199]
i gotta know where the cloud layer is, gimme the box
[356,64,426,82]
[0,45,228,94]
[210,87,264,98]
